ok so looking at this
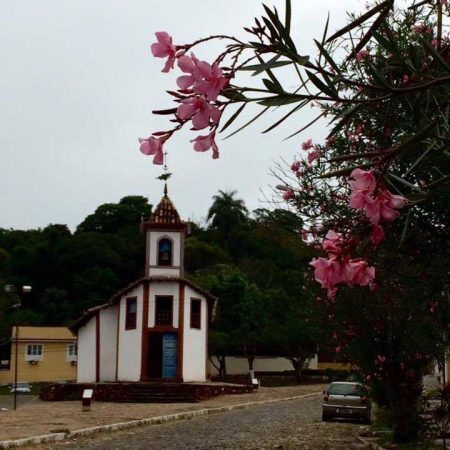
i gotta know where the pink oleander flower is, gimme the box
[369,190,407,224]
[139,136,165,165]
[191,132,219,159]
[177,96,221,130]
[349,168,376,194]
[177,54,227,101]
[402,74,410,85]
[283,189,294,201]
[291,161,301,173]
[376,355,386,364]
[151,32,177,73]
[371,224,385,245]
[325,136,335,147]
[301,138,314,150]
[322,230,343,255]
[356,49,369,62]
[307,148,320,164]
[343,259,375,287]
[310,257,342,290]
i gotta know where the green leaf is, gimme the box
[386,173,424,193]
[257,95,303,107]
[284,110,326,140]
[395,122,437,157]
[326,0,392,42]
[263,3,297,53]
[238,59,292,74]
[328,104,363,137]
[257,55,283,91]
[366,61,390,88]
[285,0,291,35]
[421,39,450,71]
[219,103,247,133]
[262,78,284,93]
[220,88,247,102]
[306,70,338,98]
[349,3,392,58]
[314,39,341,74]
[223,105,271,139]
[262,102,305,134]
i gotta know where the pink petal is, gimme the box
[192,109,210,129]
[151,43,169,58]
[177,101,197,120]
[162,55,176,73]
[178,55,195,73]
[371,224,384,245]
[177,75,195,90]
[155,31,172,46]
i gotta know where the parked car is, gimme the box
[322,381,371,423]
[10,382,32,394]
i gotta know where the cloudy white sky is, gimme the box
[0,0,367,230]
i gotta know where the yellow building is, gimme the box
[0,327,77,384]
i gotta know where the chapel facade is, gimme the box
[71,187,216,382]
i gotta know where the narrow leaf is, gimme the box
[224,106,271,139]
[306,70,338,98]
[219,103,247,133]
[326,1,391,42]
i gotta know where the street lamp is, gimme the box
[4,284,32,411]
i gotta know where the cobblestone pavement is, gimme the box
[38,395,369,450]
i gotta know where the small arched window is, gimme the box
[158,238,172,266]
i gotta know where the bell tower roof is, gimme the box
[142,184,186,231]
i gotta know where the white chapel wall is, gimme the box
[99,306,118,382]
[182,286,207,382]
[117,285,143,381]
[77,317,96,383]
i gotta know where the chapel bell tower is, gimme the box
[141,184,187,277]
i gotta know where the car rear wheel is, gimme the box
[322,413,332,422]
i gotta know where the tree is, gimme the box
[207,190,248,252]
[142,2,449,443]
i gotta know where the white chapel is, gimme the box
[71,187,216,383]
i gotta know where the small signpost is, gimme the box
[82,389,93,411]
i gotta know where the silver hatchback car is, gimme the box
[322,381,371,423]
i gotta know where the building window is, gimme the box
[190,299,201,329]
[155,296,173,326]
[157,238,173,266]
[67,343,77,362]
[125,297,137,330]
[25,344,43,361]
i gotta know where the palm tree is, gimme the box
[207,190,248,249]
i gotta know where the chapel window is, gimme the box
[155,296,173,326]
[190,299,201,329]
[125,297,137,330]
[157,238,173,266]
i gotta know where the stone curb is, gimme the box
[0,391,321,448]
[357,436,386,450]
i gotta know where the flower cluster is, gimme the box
[310,230,376,299]
[140,32,228,164]
[348,168,407,244]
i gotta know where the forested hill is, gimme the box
[0,191,315,346]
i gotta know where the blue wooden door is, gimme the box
[162,333,177,378]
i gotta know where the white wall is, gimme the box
[148,282,179,328]
[77,317,96,383]
[99,306,118,382]
[208,355,318,376]
[147,231,181,277]
[117,285,143,381]
[182,286,207,382]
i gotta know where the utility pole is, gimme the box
[4,284,32,411]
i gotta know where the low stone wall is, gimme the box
[40,382,254,402]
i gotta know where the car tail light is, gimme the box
[323,392,329,401]
[361,396,367,403]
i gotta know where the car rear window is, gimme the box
[328,383,365,396]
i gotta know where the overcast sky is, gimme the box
[0,0,367,230]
